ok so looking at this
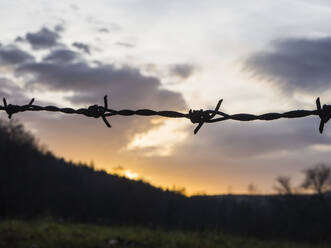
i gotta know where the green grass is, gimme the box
[0,219,328,248]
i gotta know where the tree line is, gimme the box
[274,164,331,197]
[1,120,331,243]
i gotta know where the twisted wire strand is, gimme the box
[0,95,330,135]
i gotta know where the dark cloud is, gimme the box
[55,24,65,33]
[246,37,331,93]
[72,42,91,54]
[115,42,135,48]
[170,64,195,79]
[0,45,34,65]
[43,49,79,63]
[15,36,24,42]
[6,27,185,111]
[16,60,186,110]
[25,27,60,50]
[1,39,181,113]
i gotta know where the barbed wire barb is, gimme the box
[1,95,331,135]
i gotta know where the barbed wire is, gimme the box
[0,95,330,134]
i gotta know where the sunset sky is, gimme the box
[1,0,331,195]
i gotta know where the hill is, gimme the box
[0,120,186,225]
[1,119,331,243]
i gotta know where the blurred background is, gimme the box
[1,1,331,246]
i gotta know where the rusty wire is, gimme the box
[0,95,330,134]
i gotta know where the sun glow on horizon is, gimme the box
[111,166,140,180]
[124,169,139,180]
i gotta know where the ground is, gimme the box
[0,219,328,248]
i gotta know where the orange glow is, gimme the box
[124,170,139,179]
[31,121,270,196]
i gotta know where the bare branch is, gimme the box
[301,163,331,195]
[274,176,292,195]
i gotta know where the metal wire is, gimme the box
[0,96,330,134]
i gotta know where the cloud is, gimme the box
[159,110,330,166]
[54,24,65,33]
[43,49,79,63]
[5,27,185,111]
[0,45,34,65]
[15,37,24,43]
[16,58,186,110]
[246,37,331,93]
[25,27,61,50]
[72,42,91,54]
[208,120,330,158]
[170,64,195,79]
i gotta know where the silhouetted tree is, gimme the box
[301,163,331,196]
[274,176,292,195]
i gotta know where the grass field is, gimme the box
[0,219,328,248]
